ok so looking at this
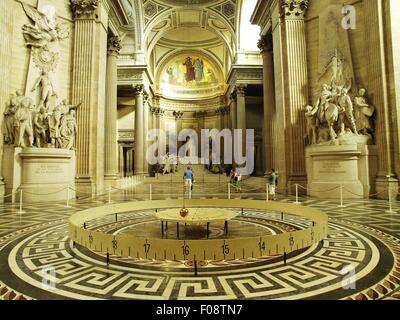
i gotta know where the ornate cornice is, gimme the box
[281,0,309,19]
[107,36,122,56]
[70,0,99,20]
[257,33,273,53]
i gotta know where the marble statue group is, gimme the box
[305,50,375,145]
[3,90,79,150]
[2,3,78,150]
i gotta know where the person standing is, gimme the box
[268,169,278,200]
[183,166,193,199]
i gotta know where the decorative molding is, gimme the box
[173,111,184,120]
[70,0,99,20]
[107,36,122,56]
[281,0,309,19]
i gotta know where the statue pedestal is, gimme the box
[306,141,377,199]
[2,146,76,203]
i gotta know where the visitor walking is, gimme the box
[183,166,193,199]
[268,169,278,200]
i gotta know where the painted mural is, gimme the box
[159,55,224,98]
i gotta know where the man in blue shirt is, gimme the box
[183,167,194,198]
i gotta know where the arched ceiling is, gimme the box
[139,0,240,99]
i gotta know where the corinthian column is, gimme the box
[230,92,237,131]
[258,33,276,175]
[134,85,145,175]
[236,85,247,156]
[143,93,150,175]
[70,0,108,195]
[0,0,13,202]
[104,36,121,185]
[281,0,309,191]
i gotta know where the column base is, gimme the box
[375,176,399,200]
[0,179,5,204]
[104,175,118,188]
[75,177,96,198]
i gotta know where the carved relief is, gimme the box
[282,0,309,19]
[107,36,122,56]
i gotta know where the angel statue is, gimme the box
[21,3,69,49]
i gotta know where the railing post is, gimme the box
[338,184,346,208]
[386,177,396,214]
[266,184,269,202]
[294,184,300,205]
[228,183,231,200]
[65,187,72,208]
[19,189,25,214]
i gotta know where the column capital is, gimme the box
[173,111,184,120]
[258,33,273,53]
[281,0,309,19]
[107,36,122,56]
[229,91,237,102]
[134,85,144,96]
[70,0,99,20]
[236,85,247,97]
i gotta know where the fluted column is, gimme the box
[281,0,309,190]
[0,0,13,201]
[230,92,237,131]
[134,85,145,175]
[236,85,247,156]
[364,0,398,198]
[143,93,150,174]
[258,33,276,174]
[118,145,124,177]
[104,36,121,184]
[71,0,108,194]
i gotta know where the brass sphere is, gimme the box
[180,208,189,218]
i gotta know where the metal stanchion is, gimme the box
[266,184,269,202]
[338,184,346,208]
[294,184,300,205]
[18,189,25,214]
[386,177,396,214]
[150,184,152,201]
[64,187,72,208]
[228,183,231,200]
[108,187,112,204]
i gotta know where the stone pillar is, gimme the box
[258,33,276,175]
[126,149,133,176]
[134,85,145,175]
[236,85,247,157]
[364,0,398,198]
[104,36,121,185]
[71,0,108,195]
[0,0,13,202]
[280,0,309,192]
[230,92,237,131]
[118,144,124,177]
[143,93,150,175]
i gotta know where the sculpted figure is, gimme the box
[315,84,339,141]
[21,3,69,49]
[14,96,34,148]
[33,106,49,148]
[31,71,55,110]
[354,88,375,135]
[337,87,358,135]
[59,109,77,150]
[304,105,319,145]
[48,106,62,148]
[3,94,18,144]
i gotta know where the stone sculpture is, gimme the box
[305,83,375,145]
[3,91,80,150]
[354,88,375,135]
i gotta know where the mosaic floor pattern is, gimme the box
[1,184,400,300]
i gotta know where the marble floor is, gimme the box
[1,180,400,300]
